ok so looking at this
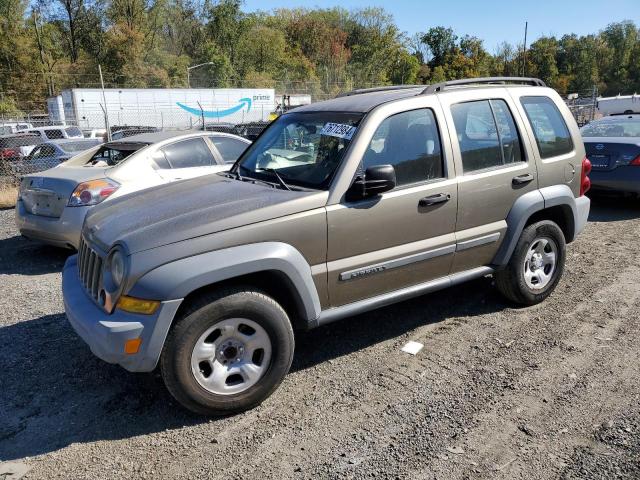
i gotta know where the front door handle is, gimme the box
[419,193,450,207]
[512,173,534,185]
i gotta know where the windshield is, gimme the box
[581,119,640,138]
[233,112,363,190]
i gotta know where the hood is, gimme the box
[84,174,323,254]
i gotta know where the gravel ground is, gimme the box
[1,196,639,480]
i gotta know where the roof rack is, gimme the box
[421,77,546,95]
[337,85,423,98]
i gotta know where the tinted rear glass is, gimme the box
[581,119,640,138]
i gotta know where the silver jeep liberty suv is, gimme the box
[63,77,591,415]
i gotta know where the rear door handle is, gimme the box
[419,193,450,207]
[512,173,534,185]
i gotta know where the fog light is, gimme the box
[124,338,142,354]
[116,296,160,315]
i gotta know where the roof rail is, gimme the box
[421,77,546,95]
[337,85,423,98]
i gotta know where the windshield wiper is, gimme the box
[256,168,292,191]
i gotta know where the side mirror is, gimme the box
[347,164,396,201]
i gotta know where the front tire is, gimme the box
[160,287,294,416]
[495,220,566,305]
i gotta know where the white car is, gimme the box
[26,126,84,141]
[0,122,33,135]
[15,130,251,249]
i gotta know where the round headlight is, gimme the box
[109,248,126,289]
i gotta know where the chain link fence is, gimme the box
[564,87,599,127]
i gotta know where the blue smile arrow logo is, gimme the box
[176,97,252,118]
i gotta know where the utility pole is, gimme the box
[98,65,111,141]
[522,21,528,77]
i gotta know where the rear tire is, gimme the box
[495,220,566,305]
[160,287,294,416]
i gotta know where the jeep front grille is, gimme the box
[77,236,103,303]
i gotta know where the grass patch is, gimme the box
[0,186,18,209]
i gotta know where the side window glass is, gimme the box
[209,136,248,163]
[490,99,523,164]
[451,100,502,172]
[451,99,524,172]
[151,150,170,169]
[160,138,215,169]
[520,96,573,158]
[362,108,444,186]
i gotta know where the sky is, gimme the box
[241,0,640,53]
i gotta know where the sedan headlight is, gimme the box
[68,179,119,207]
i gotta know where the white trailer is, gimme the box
[57,88,276,129]
[597,94,640,115]
[46,95,66,124]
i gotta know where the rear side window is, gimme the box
[520,96,573,158]
[159,138,215,169]
[451,99,523,172]
[44,129,64,140]
[362,108,444,186]
[209,136,248,163]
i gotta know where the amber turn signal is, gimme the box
[116,295,160,315]
[124,338,142,355]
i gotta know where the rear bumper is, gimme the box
[15,201,89,249]
[62,255,182,372]
[590,167,640,194]
[574,195,590,238]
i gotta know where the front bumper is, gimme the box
[15,200,89,249]
[62,255,182,372]
[590,167,640,194]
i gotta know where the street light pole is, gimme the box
[187,62,215,88]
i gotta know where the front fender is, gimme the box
[128,242,322,323]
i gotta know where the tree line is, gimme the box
[1,0,639,114]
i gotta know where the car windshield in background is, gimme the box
[233,112,363,190]
[581,119,640,137]
[60,140,100,153]
[88,144,146,166]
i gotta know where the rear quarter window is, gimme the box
[520,96,573,158]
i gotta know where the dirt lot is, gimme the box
[1,197,639,480]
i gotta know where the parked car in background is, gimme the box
[581,114,640,195]
[15,130,251,249]
[12,138,103,175]
[27,126,84,141]
[0,133,43,179]
[0,122,34,135]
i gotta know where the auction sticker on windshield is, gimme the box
[321,122,357,140]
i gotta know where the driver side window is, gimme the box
[362,109,444,187]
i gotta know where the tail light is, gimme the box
[580,156,592,196]
[68,179,119,207]
[630,155,640,166]
[0,147,20,159]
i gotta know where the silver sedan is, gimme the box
[15,130,251,249]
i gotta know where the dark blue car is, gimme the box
[581,114,640,195]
